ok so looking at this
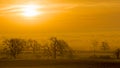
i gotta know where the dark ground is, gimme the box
[0,59,120,68]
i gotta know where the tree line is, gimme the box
[0,37,120,60]
[1,37,73,59]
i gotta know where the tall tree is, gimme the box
[49,37,73,59]
[3,38,26,59]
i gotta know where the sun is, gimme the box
[21,4,40,17]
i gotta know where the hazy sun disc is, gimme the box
[22,4,40,17]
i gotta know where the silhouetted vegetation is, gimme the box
[0,37,74,60]
[0,37,119,60]
[49,37,73,59]
[101,41,110,51]
[114,48,120,59]
[92,40,98,57]
[27,39,41,54]
[2,38,26,59]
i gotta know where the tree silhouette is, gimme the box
[114,48,120,59]
[49,37,73,59]
[27,39,41,54]
[41,44,52,59]
[2,38,26,59]
[92,40,98,57]
[101,41,110,51]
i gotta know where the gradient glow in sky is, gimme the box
[0,0,120,50]
[0,0,120,34]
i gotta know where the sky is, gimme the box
[0,0,120,50]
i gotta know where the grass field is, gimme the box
[0,59,120,68]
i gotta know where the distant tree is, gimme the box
[114,48,120,59]
[92,40,98,57]
[42,44,52,59]
[49,37,73,59]
[27,39,41,54]
[2,38,26,59]
[57,40,73,58]
[101,41,110,51]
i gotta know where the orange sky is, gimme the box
[0,0,120,34]
[0,0,120,50]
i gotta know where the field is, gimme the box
[0,59,120,68]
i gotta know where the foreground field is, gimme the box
[0,59,120,68]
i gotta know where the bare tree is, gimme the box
[27,39,41,54]
[42,44,52,59]
[92,40,98,57]
[114,48,120,59]
[101,41,110,51]
[49,37,73,59]
[2,38,26,59]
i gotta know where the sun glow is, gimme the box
[21,4,41,17]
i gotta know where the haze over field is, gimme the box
[0,0,120,50]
